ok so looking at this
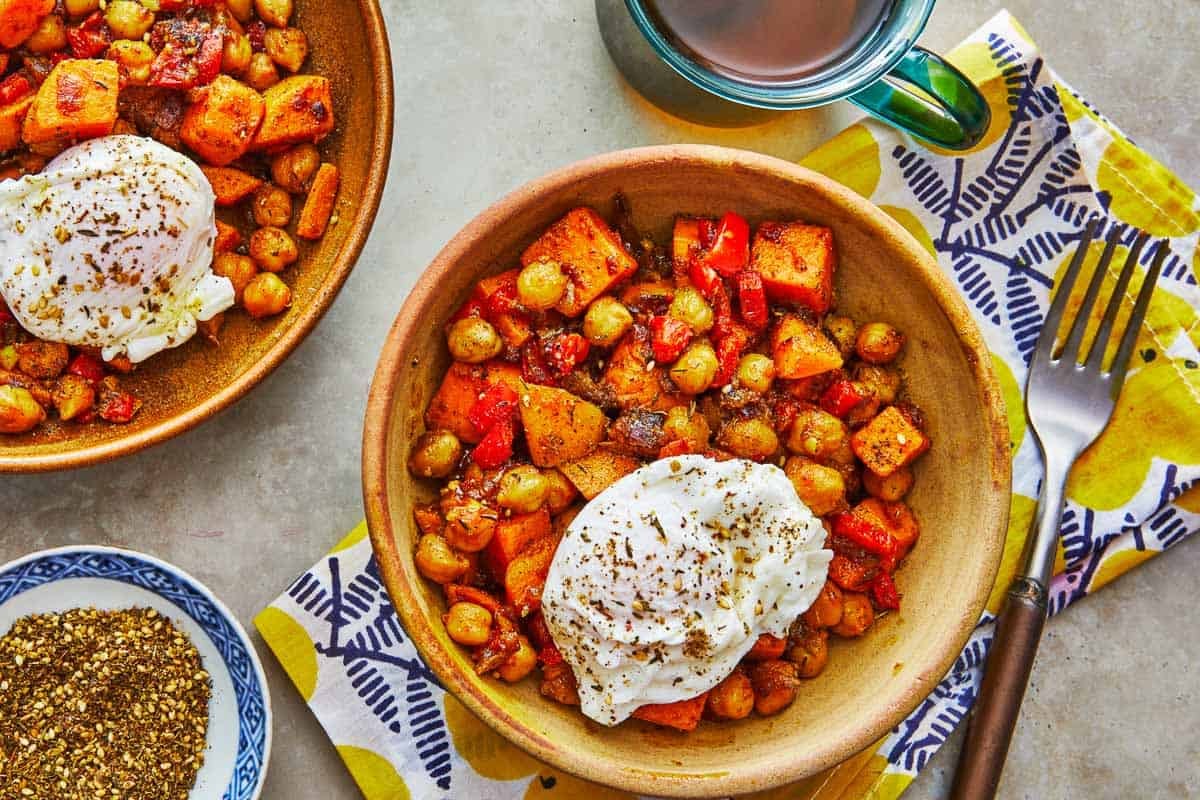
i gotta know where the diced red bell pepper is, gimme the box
[698,218,718,249]
[545,332,589,375]
[687,260,722,299]
[246,20,267,52]
[709,281,734,337]
[658,439,697,458]
[468,383,519,435]
[194,29,224,86]
[539,642,564,667]
[649,315,693,364]
[520,338,556,386]
[67,353,106,385]
[871,572,901,611]
[711,320,754,387]
[820,379,864,418]
[0,73,31,106]
[472,415,515,469]
[832,512,898,570]
[157,0,219,10]
[482,273,520,319]
[525,612,554,650]
[736,270,768,331]
[449,294,484,323]
[67,14,111,59]
[97,391,138,424]
[702,211,750,277]
[0,302,14,326]
[149,29,223,89]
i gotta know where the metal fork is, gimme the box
[951,220,1169,799]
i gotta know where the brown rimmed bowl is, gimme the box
[363,145,1010,797]
[0,0,393,473]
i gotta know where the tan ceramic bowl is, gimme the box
[0,0,393,473]
[363,145,1010,797]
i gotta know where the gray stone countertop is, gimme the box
[2,1,1198,798]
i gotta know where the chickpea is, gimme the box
[801,581,844,629]
[225,0,252,21]
[824,315,858,358]
[717,417,779,462]
[832,592,874,638]
[16,341,68,379]
[744,633,787,661]
[0,386,45,433]
[784,456,846,516]
[242,272,292,318]
[447,317,502,364]
[706,669,754,720]
[107,40,155,85]
[244,52,280,90]
[516,259,568,311]
[222,32,252,74]
[254,0,292,27]
[496,465,550,513]
[25,14,67,53]
[662,405,710,448]
[270,143,320,194]
[52,374,95,422]
[855,364,901,405]
[408,430,462,478]
[0,345,17,371]
[746,659,799,717]
[582,297,633,347]
[264,27,308,73]
[863,465,914,501]
[249,226,299,272]
[669,341,718,395]
[65,0,100,16]
[497,635,538,682]
[855,322,905,364]
[443,602,493,647]
[543,469,577,514]
[735,353,775,393]
[252,185,292,228]
[787,627,829,679]
[414,533,469,584]
[442,499,497,552]
[785,407,847,459]
[212,253,258,304]
[668,286,714,334]
[105,0,155,41]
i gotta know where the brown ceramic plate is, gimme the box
[0,0,393,473]
[363,145,1010,797]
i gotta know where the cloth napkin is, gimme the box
[255,10,1200,799]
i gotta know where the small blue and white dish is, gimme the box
[0,546,272,800]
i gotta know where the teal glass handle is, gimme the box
[848,46,991,150]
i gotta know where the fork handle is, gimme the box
[950,578,1048,800]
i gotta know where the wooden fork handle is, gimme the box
[950,578,1048,800]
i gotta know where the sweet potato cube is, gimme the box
[771,315,843,379]
[751,222,835,313]
[295,162,339,239]
[504,534,558,612]
[602,332,685,412]
[425,361,523,444]
[519,383,606,467]
[558,446,642,499]
[0,0,54,48]
[485,507,551,576]
[22,59,119,145]
[201,165,264,206]
[853,497,920,559]
[851,406,929,477]
[252,75,334,151]
[180,75,264,166]
[632,693,709,732]
[520,207,637,317]
[213,220,242,252]
[672,217,703,271]
[0,95,34,153]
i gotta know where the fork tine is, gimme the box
[1084,231,1149,369]
[1061,226,1120,364]
[1109,241,1168,388]
[1033,218,1099,364]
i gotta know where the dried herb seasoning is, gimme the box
[0,607,211,800]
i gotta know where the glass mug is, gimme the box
[596,0,990,150]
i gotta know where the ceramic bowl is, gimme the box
[0,545,272,799]
[0,0,393,473]
[362,145,1010,797]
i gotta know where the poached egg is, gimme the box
[541,455,832,726]
[0,135,234,364]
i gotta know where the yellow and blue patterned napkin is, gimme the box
[256,11,1200,799]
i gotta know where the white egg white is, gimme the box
[541,455,833,726]
[0,135,234,363]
